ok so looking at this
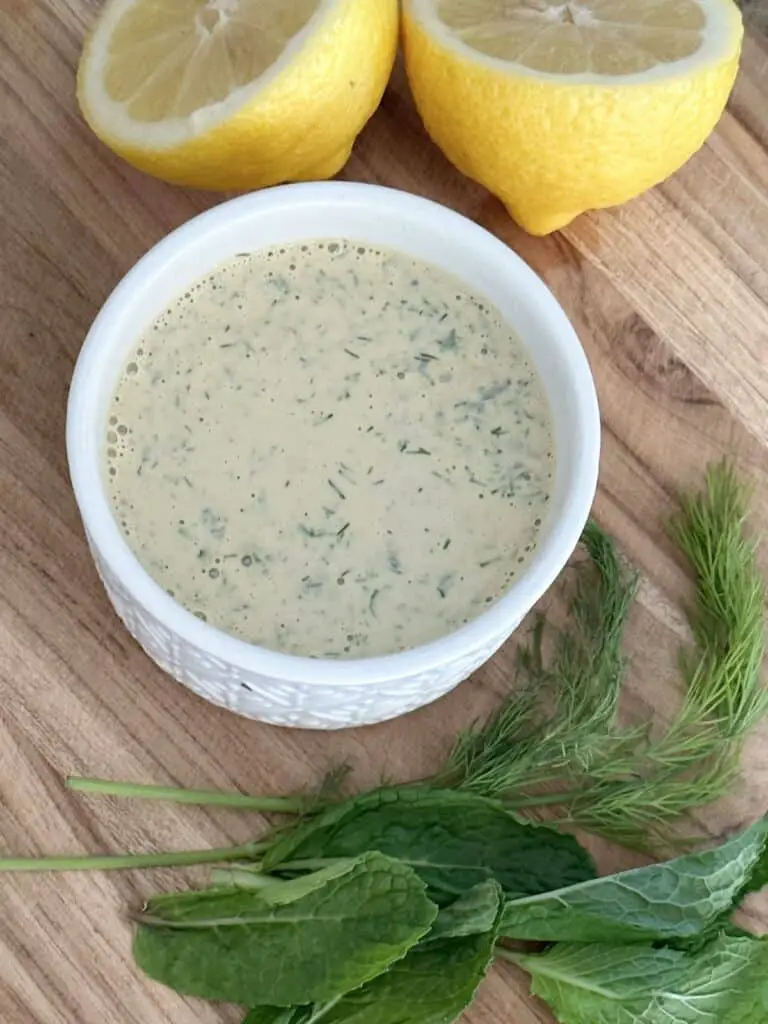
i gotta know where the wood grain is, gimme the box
[1,5,768,1023]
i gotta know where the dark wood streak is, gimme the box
[738,1,768,37]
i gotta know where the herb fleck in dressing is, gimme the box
[106,240,554,658]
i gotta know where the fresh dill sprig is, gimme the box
[669,462,768,738]
[442,522,639,796]
[442,462,768,850]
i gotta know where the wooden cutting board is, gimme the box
[1,6,767,1022]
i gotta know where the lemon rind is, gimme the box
[405,0,743,86]
[79,0,340,148]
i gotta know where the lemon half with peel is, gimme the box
[77,0,398,191]
[402,0,743,235]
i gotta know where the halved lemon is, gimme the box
[77,0,398,191]
[402,0,743,234]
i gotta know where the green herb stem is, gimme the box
[269,859,343,873]
[211,865,273,889]
[0,842,268,873]
[67,777,305,814]
[303,995,343,1024]
[493,946,522,965]
[502,791,585,811]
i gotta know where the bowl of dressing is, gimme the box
[67,182,599,730]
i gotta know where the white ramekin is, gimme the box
[66,182,600,730]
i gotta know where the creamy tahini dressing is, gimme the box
[106,240,554,658]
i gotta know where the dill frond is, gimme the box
[669,462,768,737]
[442,462,768,851]
[443,521,639,795]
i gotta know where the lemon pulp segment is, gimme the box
[77,0,398,190]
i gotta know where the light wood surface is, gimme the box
[1,6,768,1023]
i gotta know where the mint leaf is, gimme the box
[673,841,768,954]
[317,881,503,1024]
[134,852,437,1007]
[426,880,501,942]
[736,835,768,901]
[502,816,768,943]
[517,934,768,1023]
[242,1010,310,1024]
[264,787,595,901]
[240,882,504,1024]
